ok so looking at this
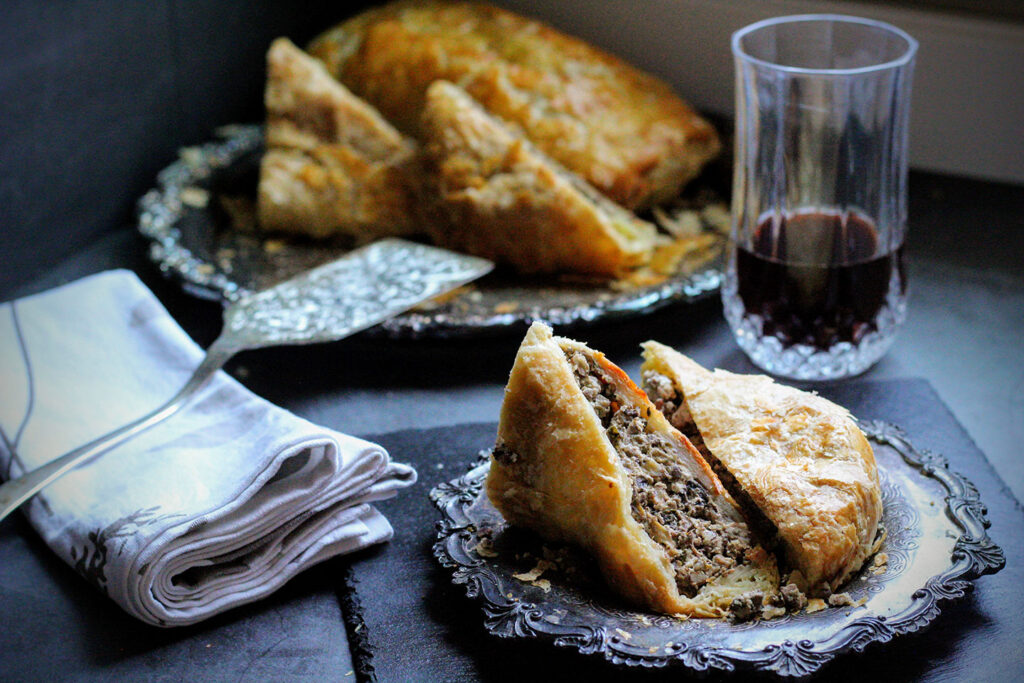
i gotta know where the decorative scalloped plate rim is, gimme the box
[429,420,1005,677]
[135,125,725,340]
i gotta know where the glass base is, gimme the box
[721,272,907,381]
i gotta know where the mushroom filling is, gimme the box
[566,350,754,598]
[642,369,781,550]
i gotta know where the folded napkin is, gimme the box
[0,270,416,627]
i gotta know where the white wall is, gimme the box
[497,0,1024,185]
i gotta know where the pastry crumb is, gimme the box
[493,301,519,314]
[614,628,632,640]
[512,558,555,583]
[263,239,287,254]
[700,203,731,234]
[180,186,210,208]
[828,592,855,607]
[474,538,498,558]
[653,206,702,238]
[806,598,827,613]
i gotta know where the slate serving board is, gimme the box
[347,378,1023,682]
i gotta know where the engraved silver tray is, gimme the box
[429,421,1005,677]
[136,125,725,339]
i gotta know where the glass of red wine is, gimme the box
[725,15,917,380]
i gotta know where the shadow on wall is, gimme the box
[0,0,376,296]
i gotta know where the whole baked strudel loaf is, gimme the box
[308,0,720,209]
[640,342,883,594]
[487,323,779,618]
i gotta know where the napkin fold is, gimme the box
[0,270,416,627]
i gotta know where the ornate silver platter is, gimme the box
[430,421,1005,677]
[136,125,726,339]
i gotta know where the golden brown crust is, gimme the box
[420,81,658,277]
[640,342,883,592]
[308,0,720,209]
[257,37,422,240]
[488,323,777,616]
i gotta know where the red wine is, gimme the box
[735,211,905,349]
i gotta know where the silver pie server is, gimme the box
[0,239,492,522]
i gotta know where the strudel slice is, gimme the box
[641,342,883,594]
[420,81,660,278]
[487,323,777,617]
[257,38,421,241]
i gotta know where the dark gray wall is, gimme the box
[0,1,374,295]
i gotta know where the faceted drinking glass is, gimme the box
[724,15,917,380]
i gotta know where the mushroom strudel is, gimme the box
[421,81,660,277]
[640,342,883,594]
[257,37,421,240]
[308,0,720,210]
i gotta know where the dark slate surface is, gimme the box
[350,381,1023,682]
[0,512,353,681]
[0,217,1020,680]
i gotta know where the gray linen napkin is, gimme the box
[0,270,416,626]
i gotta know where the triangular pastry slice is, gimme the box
[487,323,778,618]
[420,81,660,278]
[257,37,421,241]
[640,342,883,594]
